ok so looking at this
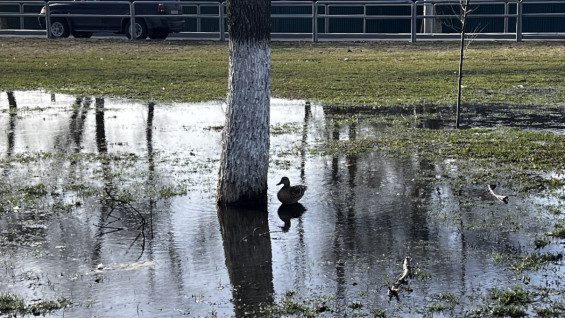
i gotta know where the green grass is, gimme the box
[425,292,459,313]
[316,125,565,174]
[1,38,565,105]
[0,293,25,315]
[493,250,563,273]
[551,222,565,238]
[487,286,532,317]
[0,293,68,316]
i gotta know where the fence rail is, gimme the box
[1,0,565,42]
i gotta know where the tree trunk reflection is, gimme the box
[7,91,16,108]
[217,206,273,316]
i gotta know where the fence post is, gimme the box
[45,2,51,38]
[363,3,366,34]
[515,0,522,42]
[410,0,417,43]
[503,1,508,33]
[324,4,328,35]
[197,4,201,33]
[312,2,318,42]
[219,2,225,41]
[19,3,24,29]
[130,1,135,40]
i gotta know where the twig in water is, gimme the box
[388,256,412,301]
[488,184,509,204]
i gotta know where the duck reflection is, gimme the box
[277,203,306,232]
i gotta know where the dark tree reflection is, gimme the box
[145,102,156,240]
[3,92,17,176]
[299,102,311,182]
[93,99,157,261]
[6,91,17,156]
[146,102,155,172]
[69,97,89,152]
[7,91,16,108]
[217,206,274,316]
[93,97,109,266]
[95,98,107,154]
[7,109,16,158]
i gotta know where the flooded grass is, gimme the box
[0,293,69,316]
[551,222,565,238]
[1,92,565,317]
[1,39,564,318]
[0,293,25,314]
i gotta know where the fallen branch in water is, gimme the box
[488,184,508,204]
[102,187,148,260]
[395,256,412,285]
[388,256,412,301]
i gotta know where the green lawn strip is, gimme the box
[1,39,565,104]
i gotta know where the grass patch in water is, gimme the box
[158,185,187,198]
[271,122,302,135]
[534,236,551,249]
[468,286,532,318]
[550,222,565,238]
[0,293,25,315]
[18,183,48,198]
[535,303,565,317]
[425,292,458,313]
[254,290,379,317]
[0,293,69,316]
[315,126,565,179]
[28,298,71,316]
[493,251,563,272]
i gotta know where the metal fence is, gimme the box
[1,0,565,42]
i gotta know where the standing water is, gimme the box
[0,91,563,317]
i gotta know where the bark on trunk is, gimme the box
[217,0,271,208]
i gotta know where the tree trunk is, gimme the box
[217,0,271,208]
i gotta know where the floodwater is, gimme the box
[0,91,563,317]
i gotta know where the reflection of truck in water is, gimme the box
[39,0,184,39]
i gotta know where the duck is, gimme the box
[276,177,307,205]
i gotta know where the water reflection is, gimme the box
[218,206,273,316]
[4,92,17,159]
[69,97,89,152]
[6,109,16,159]
[7,91,17,108]
[95,97,107,154]
[299,102,311,182]
[0,91,563,317]
[277,203,306,232]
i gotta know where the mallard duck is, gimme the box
[276,177,307,205]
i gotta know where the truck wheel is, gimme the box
[50,18,70,38]
[125,19,147,40]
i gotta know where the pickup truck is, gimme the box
[39,0,185,39]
